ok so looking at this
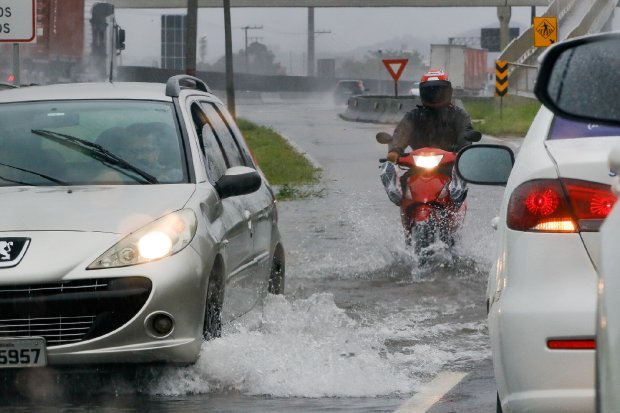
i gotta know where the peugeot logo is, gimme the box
[0,238,30,268]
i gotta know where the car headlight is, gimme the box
[88,209,197,269]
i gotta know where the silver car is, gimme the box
[0,75,284,368]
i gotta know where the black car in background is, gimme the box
[333,80,366,105]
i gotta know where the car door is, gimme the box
[198,101,272,306]
[188,100,254,321]
[212,101,275,264]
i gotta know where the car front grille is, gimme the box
[0,277,152,347]
[0,315,96,346]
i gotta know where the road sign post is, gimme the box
[533,16,557,47]
[495,60,509,119]
[0,0,36,86]
[382,59,408,98]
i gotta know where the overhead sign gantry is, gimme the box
[110,0,550,7]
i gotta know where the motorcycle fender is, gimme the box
[407,174,450,203]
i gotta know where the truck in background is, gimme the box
[429,44,489,96]
[1,0,123,85]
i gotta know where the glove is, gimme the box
[387,152,400,163]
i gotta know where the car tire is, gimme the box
[203,270,224,340]
[268,246,285,295]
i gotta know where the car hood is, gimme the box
[0,185,196,234]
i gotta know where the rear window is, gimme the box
[548,117,620,140]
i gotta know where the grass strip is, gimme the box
[237,118,323,200]
[463,100,541,137]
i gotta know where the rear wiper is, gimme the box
[0,161,67,185]
[31,129,158,184]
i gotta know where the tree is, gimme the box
[208,42,285,75]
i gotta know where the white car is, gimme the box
[599,146,620,412]
[528,32,620,413]
[0,75,285,368]
[456,110,620,411]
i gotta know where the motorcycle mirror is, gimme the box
[464,130,482,143]
[376,132,393,144]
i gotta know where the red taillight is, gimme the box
[562,179,617,220]
[507,179,616,232]
[547,339,596,350]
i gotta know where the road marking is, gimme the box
[394,371,467,413]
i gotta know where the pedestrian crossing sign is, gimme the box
[533,16,558,47]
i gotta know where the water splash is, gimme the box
[145,293,416,398]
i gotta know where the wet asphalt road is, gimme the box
[0,100,509,412]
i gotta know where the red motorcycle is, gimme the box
[377,131,480,258]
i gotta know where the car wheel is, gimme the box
[496,392,503,413]
[268,246,285,295]
[203,270,224,340]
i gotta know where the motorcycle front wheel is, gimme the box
[411,223,433,260]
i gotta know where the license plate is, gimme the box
[0,337,47,368]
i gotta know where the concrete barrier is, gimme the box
[341,95,478,124]
[340,95,422,124]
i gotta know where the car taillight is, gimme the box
[507,179,616,232]
[547,339,596,350]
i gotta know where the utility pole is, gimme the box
[307,7,315,76]
[223,0,235,118]
[242,25,263,73]
[185,0,198,76]
[306,10,331,77]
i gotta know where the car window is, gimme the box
[190,103,228,183]
[0,100,186,186]
[198,102,246,167]
[213,102,256,167]
[548,116,620,140]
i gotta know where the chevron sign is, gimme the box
[495,60,509,97]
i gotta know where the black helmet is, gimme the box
[419,69,453,108]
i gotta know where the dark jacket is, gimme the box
[388,104,474,154]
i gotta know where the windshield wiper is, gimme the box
[0,161,67,185]
[31,129,158,184]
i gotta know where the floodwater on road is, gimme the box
[0,101,506,412]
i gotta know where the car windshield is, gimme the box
[548,116,620,140]
[0,100,186,186]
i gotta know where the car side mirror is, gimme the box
[215,166,262,199]
[534,32,620,126]
[455,144,515,186]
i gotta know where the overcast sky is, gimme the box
[116,6,537,71]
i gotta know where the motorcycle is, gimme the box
[376,131,481,259]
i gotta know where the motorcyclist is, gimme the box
[386,69,474,203]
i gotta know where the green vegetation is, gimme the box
[463,99,541,137]
[237,118,323,201]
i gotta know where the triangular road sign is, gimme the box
[382,59,408,81]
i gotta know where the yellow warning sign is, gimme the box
[495,60,509,97]
[533,16,558,47]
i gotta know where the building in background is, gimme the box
[161,15,186,70]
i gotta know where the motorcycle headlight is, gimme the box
[88,209,197,269]
[413,154,443,169]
